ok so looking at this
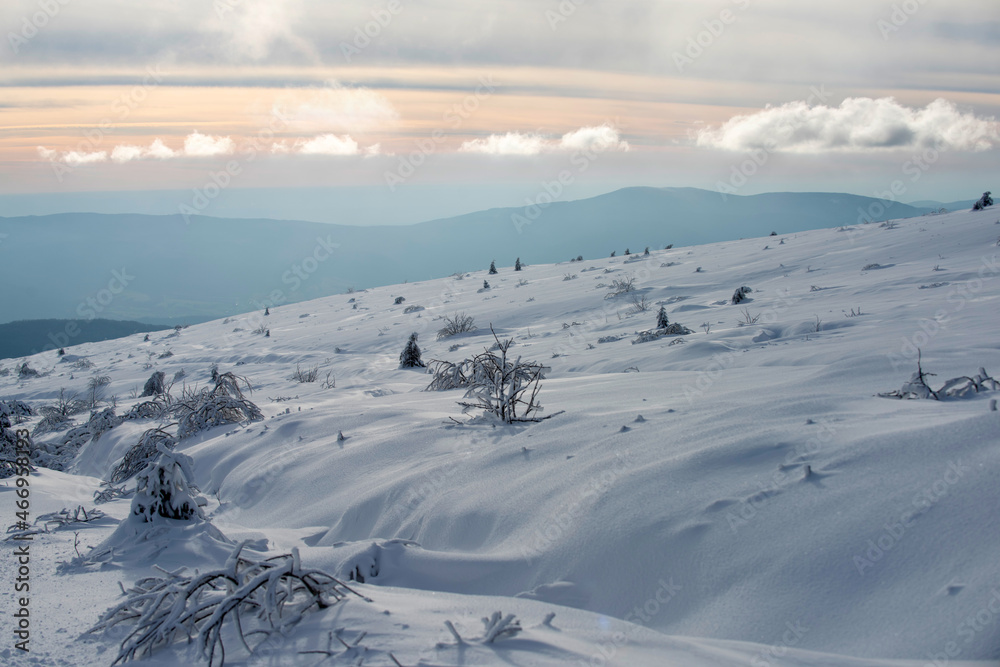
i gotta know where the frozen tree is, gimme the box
[399,332,426,368]
[731,285,752,305]
[175,372,263,439]
[483,279,491,290]
[141,371,166,397]
[131,443,204,522]
[515,257,522,271]
[656,306,670,329]
[456,326,554,423]
[972,191,993,210]
[489,260,498,274]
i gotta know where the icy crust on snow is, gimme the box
[2,209,1000,665]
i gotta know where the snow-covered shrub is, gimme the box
[131,443,204,522]
[17,362,39,378]
[290,363,319,383]
[605,276,635,298]
[34,388,87,435]
[628,294,650,313]
[0,413,32,478]
[141,371,166,397]
[631,322,693,344]
[85,374,112,408]
[880,356,999,400]
[425,359,476,391]
[125,397,170,421]
[731,285,752,304]
[515,257,523,271]
[0,399,32,424]
[399,332,425,369]
[403,304,424,313]
[456,327,553,423]
[597,335,620,344]
[174,372,263,439]
[972,191,993,211]
[110,426,177,483]
[862,263,882,271]
[437,312,477,339]
[89,542,367,666]
[938,368,999,398]
[394,295,405,304]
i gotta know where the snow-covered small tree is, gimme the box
[457,326,554,423]
[624,248,630,255]
[610,250,616,257]
[644,247,650,256]
[489,260,498,274]
[131,443,204,522]
[175,372,263,439]
[483,279,491,290]
[141,370,166,397]
[972,191,993,211]
[515,257,522,271]
[731,285,752,305]
[399,332,425,369]
[656,306,670,329]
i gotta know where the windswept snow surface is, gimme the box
[2,209,1000,666]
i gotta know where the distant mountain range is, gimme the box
[0,187,958,334]
[0,319,165,360]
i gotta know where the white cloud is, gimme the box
[294,134,360,155]
[62,150,109,165]
[110,138,179,163]
[460,132,548,156]
[460,125,629,156]
[183,131,235,157]
[559,125,630,152]
[696,97,1000,153]
[38,132,235,165]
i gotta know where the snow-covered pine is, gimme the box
[656,305,670,329]
[141,370,166,397]
[731,285,752,305]
[399,332,426,369]
[131,441,204,522]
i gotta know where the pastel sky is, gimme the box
[1,0,998,217]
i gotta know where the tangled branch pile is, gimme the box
[89,543,369,666]
[175,372,263,439]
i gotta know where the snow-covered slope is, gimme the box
[2,208,999,666]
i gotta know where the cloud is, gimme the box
[696,97,1000,153]
[111,139,177,163]
[39,132,235,165]
[559,125,630,152]
[182,131,236,157]
[460,125,629,155]
[294,134,361,155]
[460,132,548,156]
